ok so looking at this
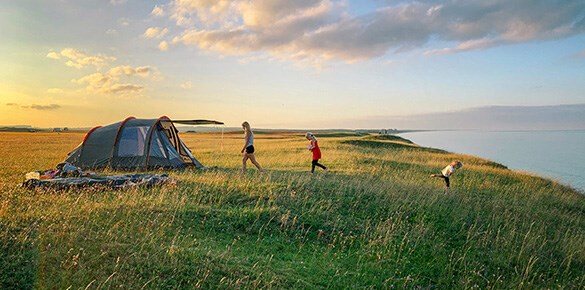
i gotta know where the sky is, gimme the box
[1,0,584,130]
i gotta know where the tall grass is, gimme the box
[1,131,584,288]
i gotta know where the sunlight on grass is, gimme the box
[1,131,584,288]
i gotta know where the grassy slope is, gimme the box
[0,131,584,289]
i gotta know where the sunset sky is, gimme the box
[1,0,584,129]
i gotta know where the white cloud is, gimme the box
[425,38,498,56]
[72,64,159,96]
[143,27,169,39]
[74,72,113,89]
[109,66,152,78]
[49,48,115,69]
[48,48,161,97]
[73,72,145,96]
[156,0,585,64]
[170,0,234,27]
[152,5,165,17]
[46,52,60,59]
[159,41,169,51]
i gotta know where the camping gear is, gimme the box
[25,162,95,181]
[23,173,176,190]
[63,116,223,170]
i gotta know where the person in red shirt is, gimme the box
[306,132,328,174]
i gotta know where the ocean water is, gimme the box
[399,130,585,193]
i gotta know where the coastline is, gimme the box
[398,130,585,193]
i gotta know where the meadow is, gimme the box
[1,131,584,289]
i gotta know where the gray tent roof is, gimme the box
[64,116,218,170]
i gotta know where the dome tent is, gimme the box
[64,116,223,170]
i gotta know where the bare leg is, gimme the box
[242,154,249,175]
[248,154,264,172]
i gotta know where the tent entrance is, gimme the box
[159,121,194,165]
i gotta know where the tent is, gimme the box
[64,116,224,170]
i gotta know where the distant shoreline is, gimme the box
[399,130,585,194]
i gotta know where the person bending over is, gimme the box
[431,160,462,193]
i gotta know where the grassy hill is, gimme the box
[1,131,584,288]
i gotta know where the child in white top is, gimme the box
[431,160,463,193]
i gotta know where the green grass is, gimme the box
[1,132,584,289]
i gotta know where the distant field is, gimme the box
[1,131,584,288]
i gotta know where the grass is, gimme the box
[1,131,584,289]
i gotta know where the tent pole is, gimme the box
[220,125,224,166]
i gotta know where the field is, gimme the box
[1,131,584,289]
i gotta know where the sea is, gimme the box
[398,130,585,193]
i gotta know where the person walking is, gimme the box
[306,132,328,174]
[241,121,263,175]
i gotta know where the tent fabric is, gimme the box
[172,119,224,125]
[64,116,212,170]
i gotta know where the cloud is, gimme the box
[350,104,585,130]
[159,41,169,51]
[169,0,234,27]
[109,66,152,77]
[180,81,193,89]
[47,48,115,69]
[72,65,157,96]
[29,104,61,110]
[155,0,585,64]
[74,72,145,95]
[74,73,113,89]
[6,102,61,110]
[50,48,160,97]
[152,5,165,17]
[143,27,169,39]
[107,84,143,94]
[46,52,60,59]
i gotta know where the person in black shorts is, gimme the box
[241,121,263,175]
[431,160,463,193]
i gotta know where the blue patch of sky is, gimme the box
[346,0,385,16]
